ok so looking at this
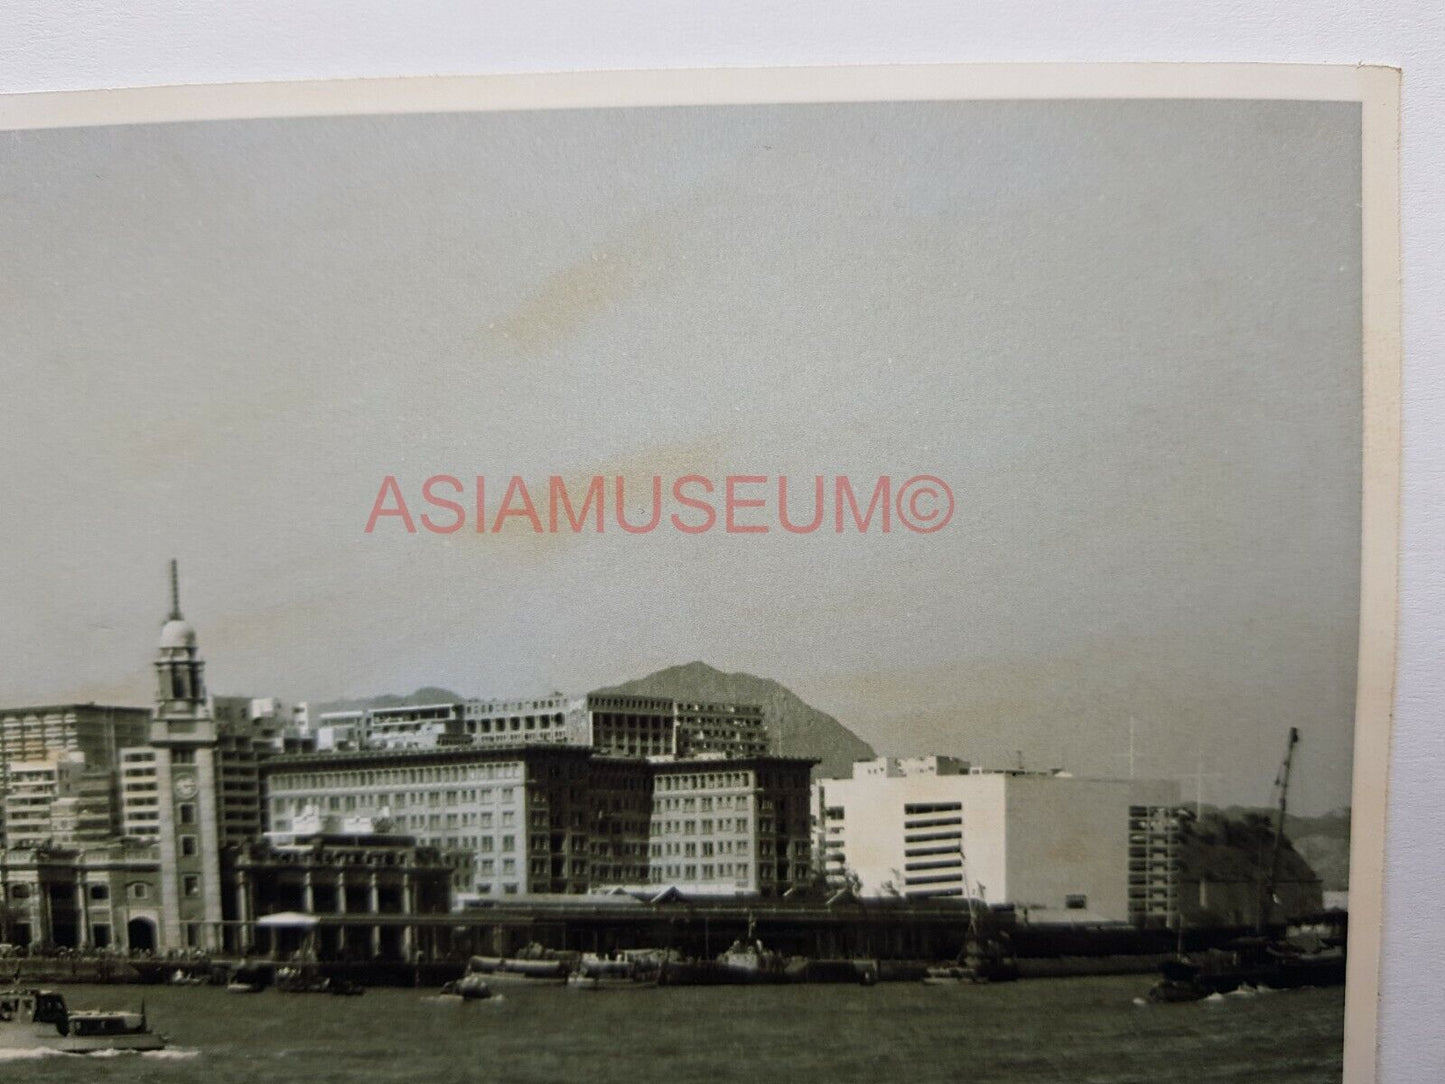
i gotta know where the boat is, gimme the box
[275,964,366,996]
[1149,931,1346,1002]
[567,951,664,989]
[226,963,270,993]
[657,919,876,986]
[467,944,576,981]
[1148,728,1348,1003]
[0,987,166,1054]
[167,969,206,987]
[438,974,493,1000]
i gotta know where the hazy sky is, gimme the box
[0,100,1362,813]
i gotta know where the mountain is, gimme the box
[597,661,875,778]
[1286,809,1351,893]
[1200,805,1351,894]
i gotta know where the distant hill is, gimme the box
[597,661,875,779]
[1209,805,1351,894]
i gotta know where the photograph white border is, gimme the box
[0,62,1402,1082]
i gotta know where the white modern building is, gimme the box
[816,757,1182,925]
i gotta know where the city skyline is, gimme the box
[1,99,1363,816]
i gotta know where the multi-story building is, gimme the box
[263,744,601,897]
[363,702,465,749]
[320,693,770,761]
[261,747,815,900]
[459,694,588,749]
[648,756,814,895]
[0,703,151,772]
[0,703,150,847]
[816,757,1181,925]
[672,702,769,758]
[3,754,119,848]
[314,710,364,752]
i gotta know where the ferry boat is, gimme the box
[0,987,166,1054]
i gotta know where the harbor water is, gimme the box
[0,976,1344,1083]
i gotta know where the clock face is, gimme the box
[174,775,198,801]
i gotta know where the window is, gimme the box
[1065,894,1088,910]
[178,803,196,825]
[129,882,149,900]
[9,884,30,900]
[180,835,198,857]
[88,884,109,901]
[183,875,200,897]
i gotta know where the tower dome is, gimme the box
[158,617,197,649]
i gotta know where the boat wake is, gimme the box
[79,1047,201,1059]
[0,1048,65,1061]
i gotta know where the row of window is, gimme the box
[272,762,524,791]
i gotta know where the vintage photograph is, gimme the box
[0,68,1397,1081]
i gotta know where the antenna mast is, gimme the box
[168,558,182,620]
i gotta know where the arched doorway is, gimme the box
[126,918,157,953]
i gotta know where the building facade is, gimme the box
[0,703,150,848]
[317,693,770,760]
[648,756,814,895]
[3,754,119,848]
[816,757,1181,925]
[0,842,162,951]
[263,747,816,900]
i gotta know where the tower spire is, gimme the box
[168,558,182,620]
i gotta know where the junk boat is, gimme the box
[1149,728,1348,1003]
[0,987,166,1054]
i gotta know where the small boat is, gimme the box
[657,919,876,987]
[923,929,1020,985]
[467,944,576,980]
[438,975,492,1000]
[567,952,663,989]
[226,963,270,993]
[167,969,206,987]
[0,987,166,1054]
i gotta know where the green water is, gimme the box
[0,977,1344,1083]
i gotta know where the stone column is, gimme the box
[75,879,90,948]
[368,872,381,958]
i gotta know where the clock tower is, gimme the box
[150,560,223,950]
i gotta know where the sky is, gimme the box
[0,99,1363,813]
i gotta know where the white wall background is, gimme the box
[2,3,1440,1079]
